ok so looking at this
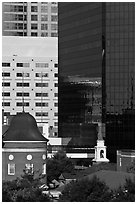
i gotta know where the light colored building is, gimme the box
[2,36,58,137]
[2,2,58,37]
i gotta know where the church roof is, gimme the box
[3,112,48,142]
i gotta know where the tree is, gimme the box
[111,178,135,202]
[47,150,74,181]
[2,172,50,202]
[59,176,113,202]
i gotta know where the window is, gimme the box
[41,32,48,37]
[16,63,30,67]
[4,112,10,116]
[54,122,58,126]
[2,72,10,77]
[8,163,15,175]
[36,112,48,116]
[35,63,48,68]
[2,92,10,97]
[16,92,29,97]
[35,73,48,77]
[31,6,38,12]
[41,24,48,30]
[31,32,37,36]
[54,112,58,116]
[17,83,29,87]
[36,93,48,97]
[51,15,58,21]
[51,33,58,37]
[2,82,10,86]
[17,73,29,77]
[25,164,33,174]
[41,6,48,13]
[54,103,58,107]
[31,15,37,21]
[51,24,57,31]
[54,93,58,97]
[54,132,58,137]
[31,23,37,30]
[2,62,10,67]
[54,83,58,87]
[41,15,48,21]
[54,63,58,68]
[17,102,29,106]
[42,163,46,175]
[54,73,58,77]
[36,83,48,87]
[35,102,48,107]
[2,102,10,106]
[51,6,58,13]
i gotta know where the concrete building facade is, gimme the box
[2,2,58,37]
[2,37,58,137]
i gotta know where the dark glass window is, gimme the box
[31,15,37,21]
[54,63,58,67]
[35,102,48,107]
[36,112,48,116]
[31,23,38,30]
[54,73,58,77]
[35,83,48,87]
[31,6,38,12]
[16,63,30,67]
[2,62,10,67]
[2,102,10,106]
[36,93,48,97]
[16,83,29,87]
[2,82,10,86]
[16,102,29,106]
[2,72,10,77]
[16,92,29,97]
[54,93,58,97]
[2,92,10,96]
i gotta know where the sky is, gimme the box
[2,36,58,58]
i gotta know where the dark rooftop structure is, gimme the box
[3,112,48,142]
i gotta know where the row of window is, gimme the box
[2,62,58,68]
[31,23,57,30]
[8,163,46,175]
[2,92,58,97]
[35,112,58,116]
[2,82,58,87]
[2,72,58,77]
[2,102,58,107]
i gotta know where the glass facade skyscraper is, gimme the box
[59,2,135,161]
[105,3,135,160]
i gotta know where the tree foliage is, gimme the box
[59,176,113,202]
[2,172,50,202]
[47,150,74,181]
[59,176,135,202]
[111,178,135,202]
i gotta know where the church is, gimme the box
[2,112,48,181]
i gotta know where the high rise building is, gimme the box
[2,2,58,37]
[58,2,135,161]
[2,37,58,137]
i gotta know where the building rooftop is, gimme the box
[3,112,48,142]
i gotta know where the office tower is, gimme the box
[59,3,103,150]
[2,37,58,137]
[58,2,135,161]
[105,3,135,160]
[2,2,58,37]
